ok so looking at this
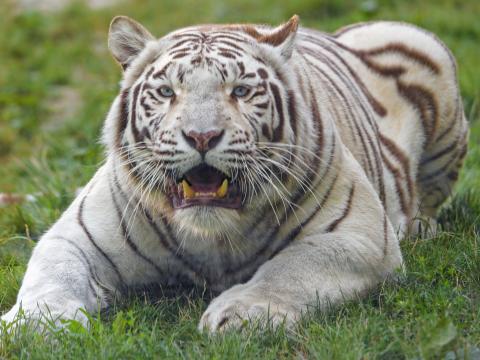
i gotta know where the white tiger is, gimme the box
[1,15,468,333]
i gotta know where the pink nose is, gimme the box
[182,130,224,153]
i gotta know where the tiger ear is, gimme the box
[108,16,155,70]
[248,15,299,60]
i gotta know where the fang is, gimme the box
[182,180,195,199]
[216,179,228,198]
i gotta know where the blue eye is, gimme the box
[232,86,250,98]
[159,86,175,97]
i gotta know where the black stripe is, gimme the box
[109,180,165,276]
[302,45,387,205]
[435,106,459,143]
[152,62,172,79]
[379,134,413,205]
[310,84,324,155]
[419,150,460,183]
[270,82,285,142]
[78,194,126,287]
[383,213,389,257]
[111,165,205,284]
[214,39,245,52]
[130,83,142,143]
[116,89,130,149]
[169,39,194,50]
[217,47,242,57]
[303,35,387,117]
[64,249,100,298]
[208,34,248,43]
[218,52,237,59]
[322,37,389,117]
[171,33,202,40]
[141,209,207,283]
[55,236,104,298]
[356,42,441,75]
[330,37,438,144]
[381,149,409,215]
[305,58,376,180]
[325,184,355,232]
[420,140,458,165]
[227,151,339,278]
[287,90,297,140]
[265,173,341,264]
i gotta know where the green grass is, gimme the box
[0,0,479,358]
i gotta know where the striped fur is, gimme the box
[2,16,468,332]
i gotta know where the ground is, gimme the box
[0,0,479,358]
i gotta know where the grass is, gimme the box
[0,0,479,358]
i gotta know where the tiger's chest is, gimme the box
[143,212,283,291]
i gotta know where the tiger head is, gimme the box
[104,15,305,240]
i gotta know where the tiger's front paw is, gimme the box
[198,284,298,333]
[1,301,89,335]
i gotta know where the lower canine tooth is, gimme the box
[182,180,194,199]
[216,179,228,198]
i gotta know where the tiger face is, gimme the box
[106,16,300,238]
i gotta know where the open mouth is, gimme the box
[170,164,242,209]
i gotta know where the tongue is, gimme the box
[185,165,224,192]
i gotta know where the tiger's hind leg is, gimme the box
[370,23,470,234]
[333,21,469,237]
[406,107,467,238]
[416,99,469,234]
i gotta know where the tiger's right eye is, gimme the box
[158,86,175,97]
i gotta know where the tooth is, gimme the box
[216,179,228,198]
[182,180,194,199]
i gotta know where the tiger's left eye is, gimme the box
[158,86,175,97]
[232,86,250,98]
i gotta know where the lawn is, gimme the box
[0,0,479,358]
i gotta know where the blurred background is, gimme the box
[0,1,479,356]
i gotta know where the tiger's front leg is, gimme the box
[200,177,403,332]
[1,170,132,331]
[1,234,112,330]
[200,234,402,332]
